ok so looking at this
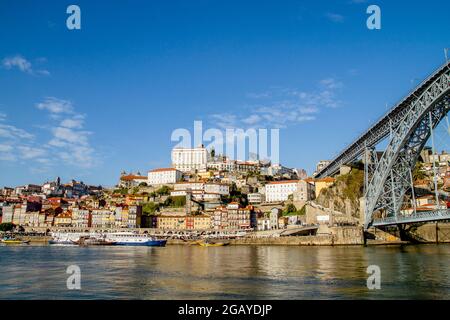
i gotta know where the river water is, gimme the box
[0,244,449,299]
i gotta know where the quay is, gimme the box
[4,223,450,246]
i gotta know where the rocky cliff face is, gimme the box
[315,167,364,219]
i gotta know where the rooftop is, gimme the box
[149,168,178,173]
[120,174,147,181]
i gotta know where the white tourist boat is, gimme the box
[104,232,167,247]
[49,232,85,245]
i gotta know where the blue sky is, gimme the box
[1,0,449,187]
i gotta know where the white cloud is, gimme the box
[325,13,345,23]
[0,117,37,164]
[0,124,34,140]
[51,126,90,146]
[60,115,84,129]
[36,69,51,76]
[2,55,32,73]
[320,78,343,90]
[299,106,319,114]
[242,114,262,125]
[0,144,13,152]
[297,115,316,122]
[34,97,98,168]
[210,113,239,129]
[36,97,74,114]
[2,55,49,76]
[246,92,272,99]
[0,98,98,170]
[17,146,46,160]
[206,78,343,129]
[48,125,96,168]
[0,153,15,161]
[0,112,6,121]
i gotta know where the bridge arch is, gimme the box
[364,68,450,229]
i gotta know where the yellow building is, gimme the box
[188,215,212,230]
[54,212,73,227]
[314,177,335,198]
[197,171,213,179]
[121,207,129,227]
[157,215,186,230]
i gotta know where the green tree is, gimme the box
[156,185,170,196]
[142,202,160,215]
[0,223,15,232]
[412,162,427,181]
[298,205,306,216]
[115,187,129,195]
[163,196,186,207]
[285,203,297,214]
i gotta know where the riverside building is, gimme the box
[148,168,182,186]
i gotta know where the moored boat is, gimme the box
[105,232,167,247]
[48,232,83,245]
[198,240,229,247]
[1,236,30,245]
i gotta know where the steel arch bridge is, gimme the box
[315,61,450,230]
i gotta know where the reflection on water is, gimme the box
[0,244,449,299]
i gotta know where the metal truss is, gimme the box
[364,69,450,229]
[316,61,450,179]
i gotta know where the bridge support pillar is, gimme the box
[436,222,439,244]
[398,225,408,242]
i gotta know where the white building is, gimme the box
[171,145,209,172]
[72,208,91,228]
[171,182,229,195]
[264,180,315,203]
[1,205,14,223]
[148,168,182,186]
[257,217,271,231]
[170,182,229,201]
[248,193,264,204]
[261,164,295,177]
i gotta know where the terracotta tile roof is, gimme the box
[120,174,147,181]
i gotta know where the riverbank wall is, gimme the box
[229,226,364,246]
[366,222,450,244]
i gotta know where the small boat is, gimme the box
[1,237,30,245]
[198,240,229,247]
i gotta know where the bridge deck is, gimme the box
[371,209,450,227]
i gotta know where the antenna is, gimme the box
[445,48,449,65]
